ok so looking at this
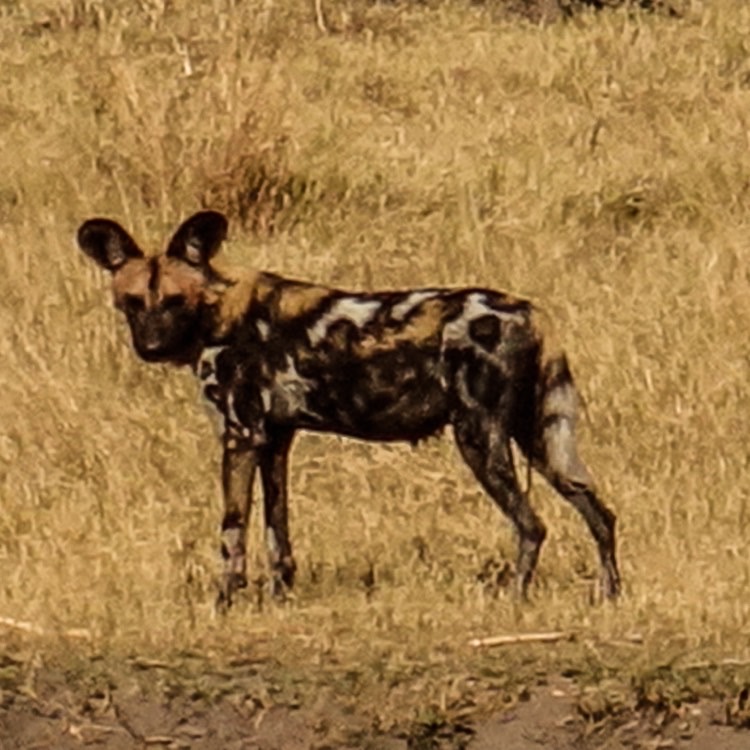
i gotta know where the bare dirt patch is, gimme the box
[3,662,750,750]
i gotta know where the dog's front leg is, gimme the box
[217,428,258,610]
[259,428,296,599]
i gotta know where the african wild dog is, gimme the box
[77,210,621,607]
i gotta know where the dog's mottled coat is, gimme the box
[77,211,621,606]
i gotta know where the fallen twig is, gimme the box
[469,631,573,648]
[0,615,91,640]
[0,616,45,635]
[683,658,750,671]
[469,631,645,649]
[314,0,327,33]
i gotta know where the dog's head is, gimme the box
[78,211,228,365]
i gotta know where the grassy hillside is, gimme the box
[2,0,750,729]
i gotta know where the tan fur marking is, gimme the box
[112,256,208,310]
[157,258,206,307]
[276,284,332,321]
[356,298,446,355]
[111,258,150,305]
[499,292,529,308]
[206,268,267,339]
[530,307,565,363]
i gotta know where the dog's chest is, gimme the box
[195,340,313,431]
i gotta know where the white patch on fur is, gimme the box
[442,293,490,344]
[266,527,280,559]
[442,293,526,351]
[196,346,225,435]
[222,526,243,550]
[271,355,314,417]
[184,239,204,266]
[452,363,481,409]
[543,382,578,422]
[256,319,270,341]
[307,297,381,346]
[390,291,438,321]
[196,346,224,383]
[226,391,241,425]
[464,292,491,319]
[260,388,272,412]
[543,418,576,472]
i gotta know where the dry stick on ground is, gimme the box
[469,631,645,648]
[0,614,91,640]
[683,658,750,670]
[0,615,45,635]
[314,0,327,33]
[469,631,573,648]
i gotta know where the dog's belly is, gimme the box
[267,348,450,442]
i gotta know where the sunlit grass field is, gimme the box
[2,0,750,727]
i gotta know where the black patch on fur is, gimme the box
[466,352,507,409]
[483,291,533,315]
[469,315,501,352]
[322,319,360,355]
[212,343,269,431]
[199,358,214,379]
[166,211,228,265]
[77,218,144,270]
[441,292,474,323]
[147,257,160,292]
[221,510,243,530]
[540,413,567,430]
[303,342,448,441]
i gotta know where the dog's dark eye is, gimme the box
[123,294,145,313]
[163,294,186,310]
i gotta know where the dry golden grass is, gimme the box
[2,0,750,727]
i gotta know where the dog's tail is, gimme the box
[513,309,587,492]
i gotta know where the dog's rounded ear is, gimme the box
[77,219,144,272]
[166,211,228,266]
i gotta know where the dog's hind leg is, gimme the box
[454,415,547,598]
